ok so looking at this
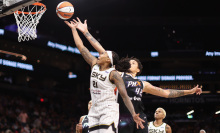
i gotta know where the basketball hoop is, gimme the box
[14,2,46,42]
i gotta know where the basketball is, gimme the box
[56,1,74,20]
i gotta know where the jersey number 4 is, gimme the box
[135,88,142,96]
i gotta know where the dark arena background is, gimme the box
[0,0,220,132]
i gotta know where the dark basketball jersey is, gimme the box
[118,73,145,114]
[82,115,89,133]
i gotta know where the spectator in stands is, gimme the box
[18,109,28,128]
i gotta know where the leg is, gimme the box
[88,108,100,133]
[89,130,99,133]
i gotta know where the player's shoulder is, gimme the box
[142,80,151,88]
[110,70,120,76]
[165,123,170,126]
[165,123,171,129]
[116,71,123,76]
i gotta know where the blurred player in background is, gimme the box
[200,129,206,133]
[148,107,171,133]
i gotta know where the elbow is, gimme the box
[164,91,170,98]
[164,95,169,98]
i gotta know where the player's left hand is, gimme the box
[133,113,145,129]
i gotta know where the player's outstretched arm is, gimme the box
[73,17,106,54]
[65,20,97,67]
[143,81,202,98]
[110,70,145,129]
[166,124,172,133]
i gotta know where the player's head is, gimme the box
[154,107,166,120]
[88,100,92,111]
[115,57,143,76]
[200,129,206,133]
[97,51,119,67]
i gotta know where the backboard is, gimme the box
[0,0,41,18]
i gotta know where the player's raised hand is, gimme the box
[191,85,203,95]
[73,17,88,33]
[133,113,145,129]
[64,20,77,30]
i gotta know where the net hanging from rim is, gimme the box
[14,2,46,42]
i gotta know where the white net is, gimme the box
[14,2,46,42]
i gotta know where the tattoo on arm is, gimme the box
[85,32,102,46]
[166,125,172,133]
[84,32,91,38]
[154,86,165,92]
[111,71,125,91]
[111,71,135,115]
[168,89,184,98]
[81,47,96,66]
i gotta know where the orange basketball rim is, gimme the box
[15,2,46,14]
